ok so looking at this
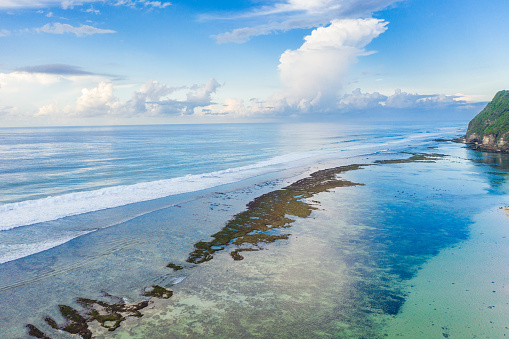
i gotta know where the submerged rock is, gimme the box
[44,305,92,339]
[166,263,184,271]
[27,292,156,338]
[25,324,51,339]
[143,285,173,299]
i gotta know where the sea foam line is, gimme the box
[0,230,94,265]
[0,129,456,232]
[0,152,323,231]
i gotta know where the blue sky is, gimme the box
[0,0,508,126]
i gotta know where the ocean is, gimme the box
[1,122,508,338]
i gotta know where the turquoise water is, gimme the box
[0,123,462,264]
[91,140,508,338]
[2,122,507,338]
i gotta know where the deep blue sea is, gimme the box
[4,122,509,338]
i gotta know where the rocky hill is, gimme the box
[461,90,509,152]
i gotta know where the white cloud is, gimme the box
[210,97,275,118]
[127,80,179,115]
[3,70,481,123]
[0,0,169,9]
[149,78,222,115]
[34,78,222,119]
[138,80,177,101]
[453,93,488,102]
[36,82,124,117]
[186,78,221,107]
[338,88,472,112]
[0,105,19,117]
[384,89,424,108]
[276,18,388,112]
[0,29,10,37]
[36,23,116,36]
[211,0,400,43]
[217,98,249,116]
[0,71,221,121]
[214,26,272,44]
[0,71,63,89]
[0,69,115,121]
[338,88,386,109]
[118,79,220,116]
[212,86,476,120]
[143,1,170,9]
[35,103,59,117]
[114,0,171,8]
[60,0,95,9]
[74,82,120,116]
[0,0,96,9]
[84,6,100,14]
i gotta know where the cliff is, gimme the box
[461,90,509,152]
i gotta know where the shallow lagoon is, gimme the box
[93,142,508,338]
[1,127,509,338]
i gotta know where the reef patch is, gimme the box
[181,164,367,265]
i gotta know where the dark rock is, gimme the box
[26,324,51,339]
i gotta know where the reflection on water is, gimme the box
[463,148,509,193]
[473,151,509,171]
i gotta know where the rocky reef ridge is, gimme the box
[459,90,509,152]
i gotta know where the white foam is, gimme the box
[171,276,187,285]
[0,152,324,231]
[0,128,458,232]
[0,230,94,264]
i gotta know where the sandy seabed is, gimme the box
[19,143,509,339]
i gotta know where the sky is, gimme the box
[0,0,508,126]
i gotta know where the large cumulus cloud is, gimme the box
[276,18,388,111]
[36,78,222,118]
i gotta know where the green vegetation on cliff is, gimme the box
[466,90,509,141]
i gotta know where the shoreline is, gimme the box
[25,152,450,338]
[453,136,509,154]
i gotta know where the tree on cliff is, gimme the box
[465,90,509,149]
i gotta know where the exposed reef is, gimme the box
[26,289,161,338]
[42,304,92,339]
[166,263,184,271]
[28,164,368,338]
[375,152,445,164]
[26,324,52,339]
[181,164,367,265]
[143,285,173,299]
